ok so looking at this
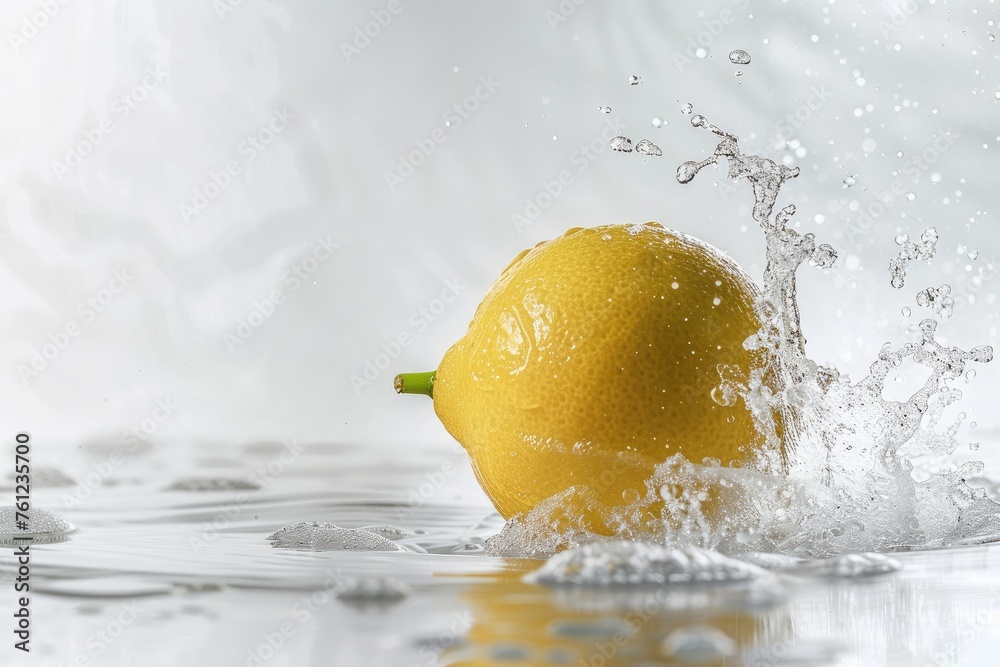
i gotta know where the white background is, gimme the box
[2,0,998,456]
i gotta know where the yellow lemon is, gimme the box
[396,223,771,523]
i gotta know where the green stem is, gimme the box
[394,371,436,398]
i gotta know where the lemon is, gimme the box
[396,223,771,522]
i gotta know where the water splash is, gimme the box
[916,284,955,319]
[889,228,939,288]
[487,109,997,560]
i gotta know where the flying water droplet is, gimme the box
[635,139,662,156]
[729,49,752,65]
[843,175,857,188]
[681,102,694,115]
[610,136,633,152]
[970,442,981,451]
[628,75,641,85]
[710,386,737,407]
[652,116,666,128]
[598,106,611,114]
[676,161,701,184]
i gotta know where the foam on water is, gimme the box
[268,521,406,552]
[487,110,998,561]
[524,542,767,586]
[0,506,76,545]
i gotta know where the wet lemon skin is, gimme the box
[433,223,766,520]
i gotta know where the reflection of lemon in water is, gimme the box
[441,566,765,666]
[396,223,772,523]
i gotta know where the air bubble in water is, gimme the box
[902,307,912,317]
[635,139,663,156]
[628,75,641,85]
[729,49,752,65]
[610,136,633,152]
